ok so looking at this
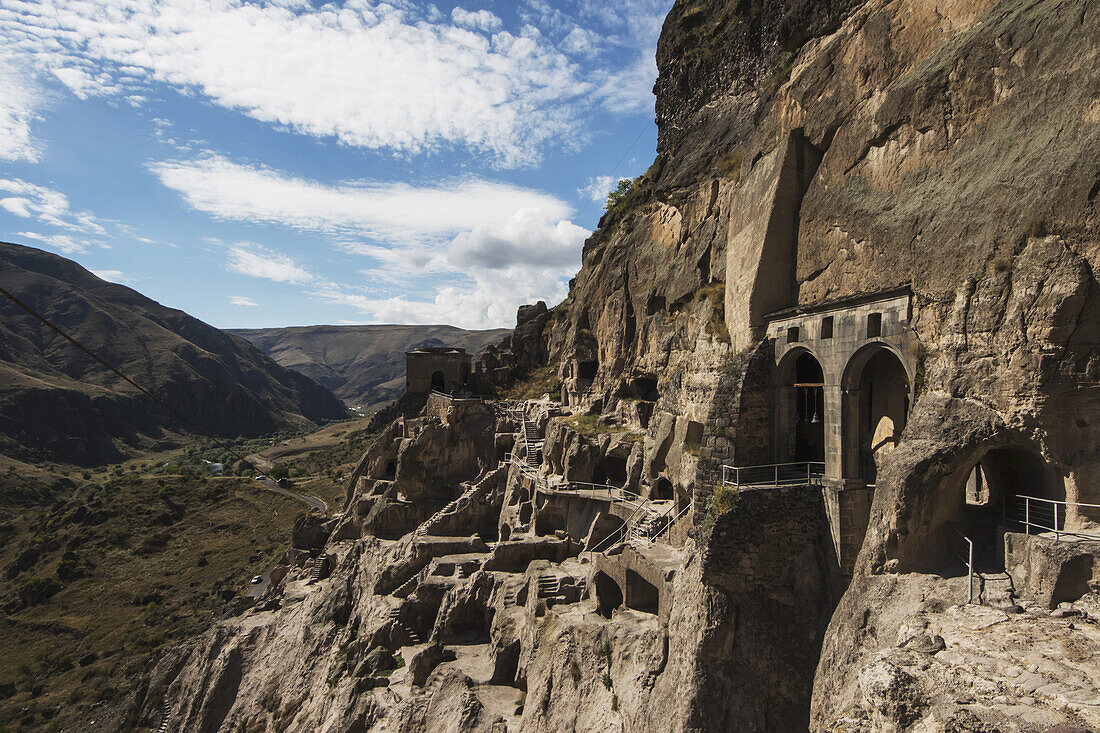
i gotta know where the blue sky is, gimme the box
[0,0,671,329]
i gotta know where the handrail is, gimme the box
[947,524,974,605]
[429,389,486,402]
[1011,495,1100,541]
[647,500,695,544]
[590,502,648,554]
[721,461,825,488]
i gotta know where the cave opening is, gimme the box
[962,448,1065,569]
[624,570,659,615]
[594,571,623,618]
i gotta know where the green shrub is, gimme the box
[706,483,739,518]
[604,178,637,212]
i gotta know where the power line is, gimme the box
[535,121,654,272]
[0,282,261,474]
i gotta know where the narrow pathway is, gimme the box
[246,453,328,513]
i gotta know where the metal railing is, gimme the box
[589,501,650,553]
[429,389,487,402]
[721,462,825,487]
[947,524,974,604]
[647,499,695,544]
[1009,495,1100,541]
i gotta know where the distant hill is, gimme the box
[0,241,349,465]
[230,325,511,411]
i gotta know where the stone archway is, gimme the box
[430,370,446,392]
[776,349,826,463]
[841,344,911,485]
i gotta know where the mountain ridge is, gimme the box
[0,241,349,465]
[230,324,511,411]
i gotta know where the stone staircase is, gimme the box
[536,574,560,598]
[387,608,424,645]
[521,419,542,467]
[627,505,669,544]
[307,553,329,584]
[155,700,170,733]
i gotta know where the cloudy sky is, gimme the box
[0,0,672,329]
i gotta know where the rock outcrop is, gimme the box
[125,0,1100,730]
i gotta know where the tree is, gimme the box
[605,177,636,212]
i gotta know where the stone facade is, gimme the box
[405,347,471,395]
[765,288,918,574]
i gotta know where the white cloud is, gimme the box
[451,7,503,32]
[0,0,586,166]
[0,179,107,235]
[148,154,573,242]
[226,243,316,286]
[91,269,135,284]
[579,175,618,203]
[15,231,90,255]
[0,0,673,165]
[229,295,259,307]
[147,154,590,328]
[448,208,587,271]
[0,51,43,162]
[595,53,661,114]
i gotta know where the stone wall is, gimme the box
[405,348,471,395]
[687,485,833,730]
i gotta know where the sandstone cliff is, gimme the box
[127,0,1100,730]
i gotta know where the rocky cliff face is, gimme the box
[129,0,1100,730]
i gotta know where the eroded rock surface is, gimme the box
[124,0,1100,730]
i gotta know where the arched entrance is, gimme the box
[430,370,446,392]
[964,447,1065,562]
[777,350,825,463]
[842,345,910,485]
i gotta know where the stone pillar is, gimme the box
[841,386,861,480]
[824,384,844,483]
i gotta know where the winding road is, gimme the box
[247,454,328,513]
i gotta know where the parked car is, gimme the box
[254,475,267,481]
[276,478,293,488]
[251,575,263,584]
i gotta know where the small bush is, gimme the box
[604,178,638,212]
[706,484,739,518]
[602,671,613,689]
[16,577,61,606]
[570,661,581,685]
[501,366,562,401]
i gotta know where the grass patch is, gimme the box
[500,366,562,402]
[560,416,640,439]
[0,466,304,730]
[715,152,743,181]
